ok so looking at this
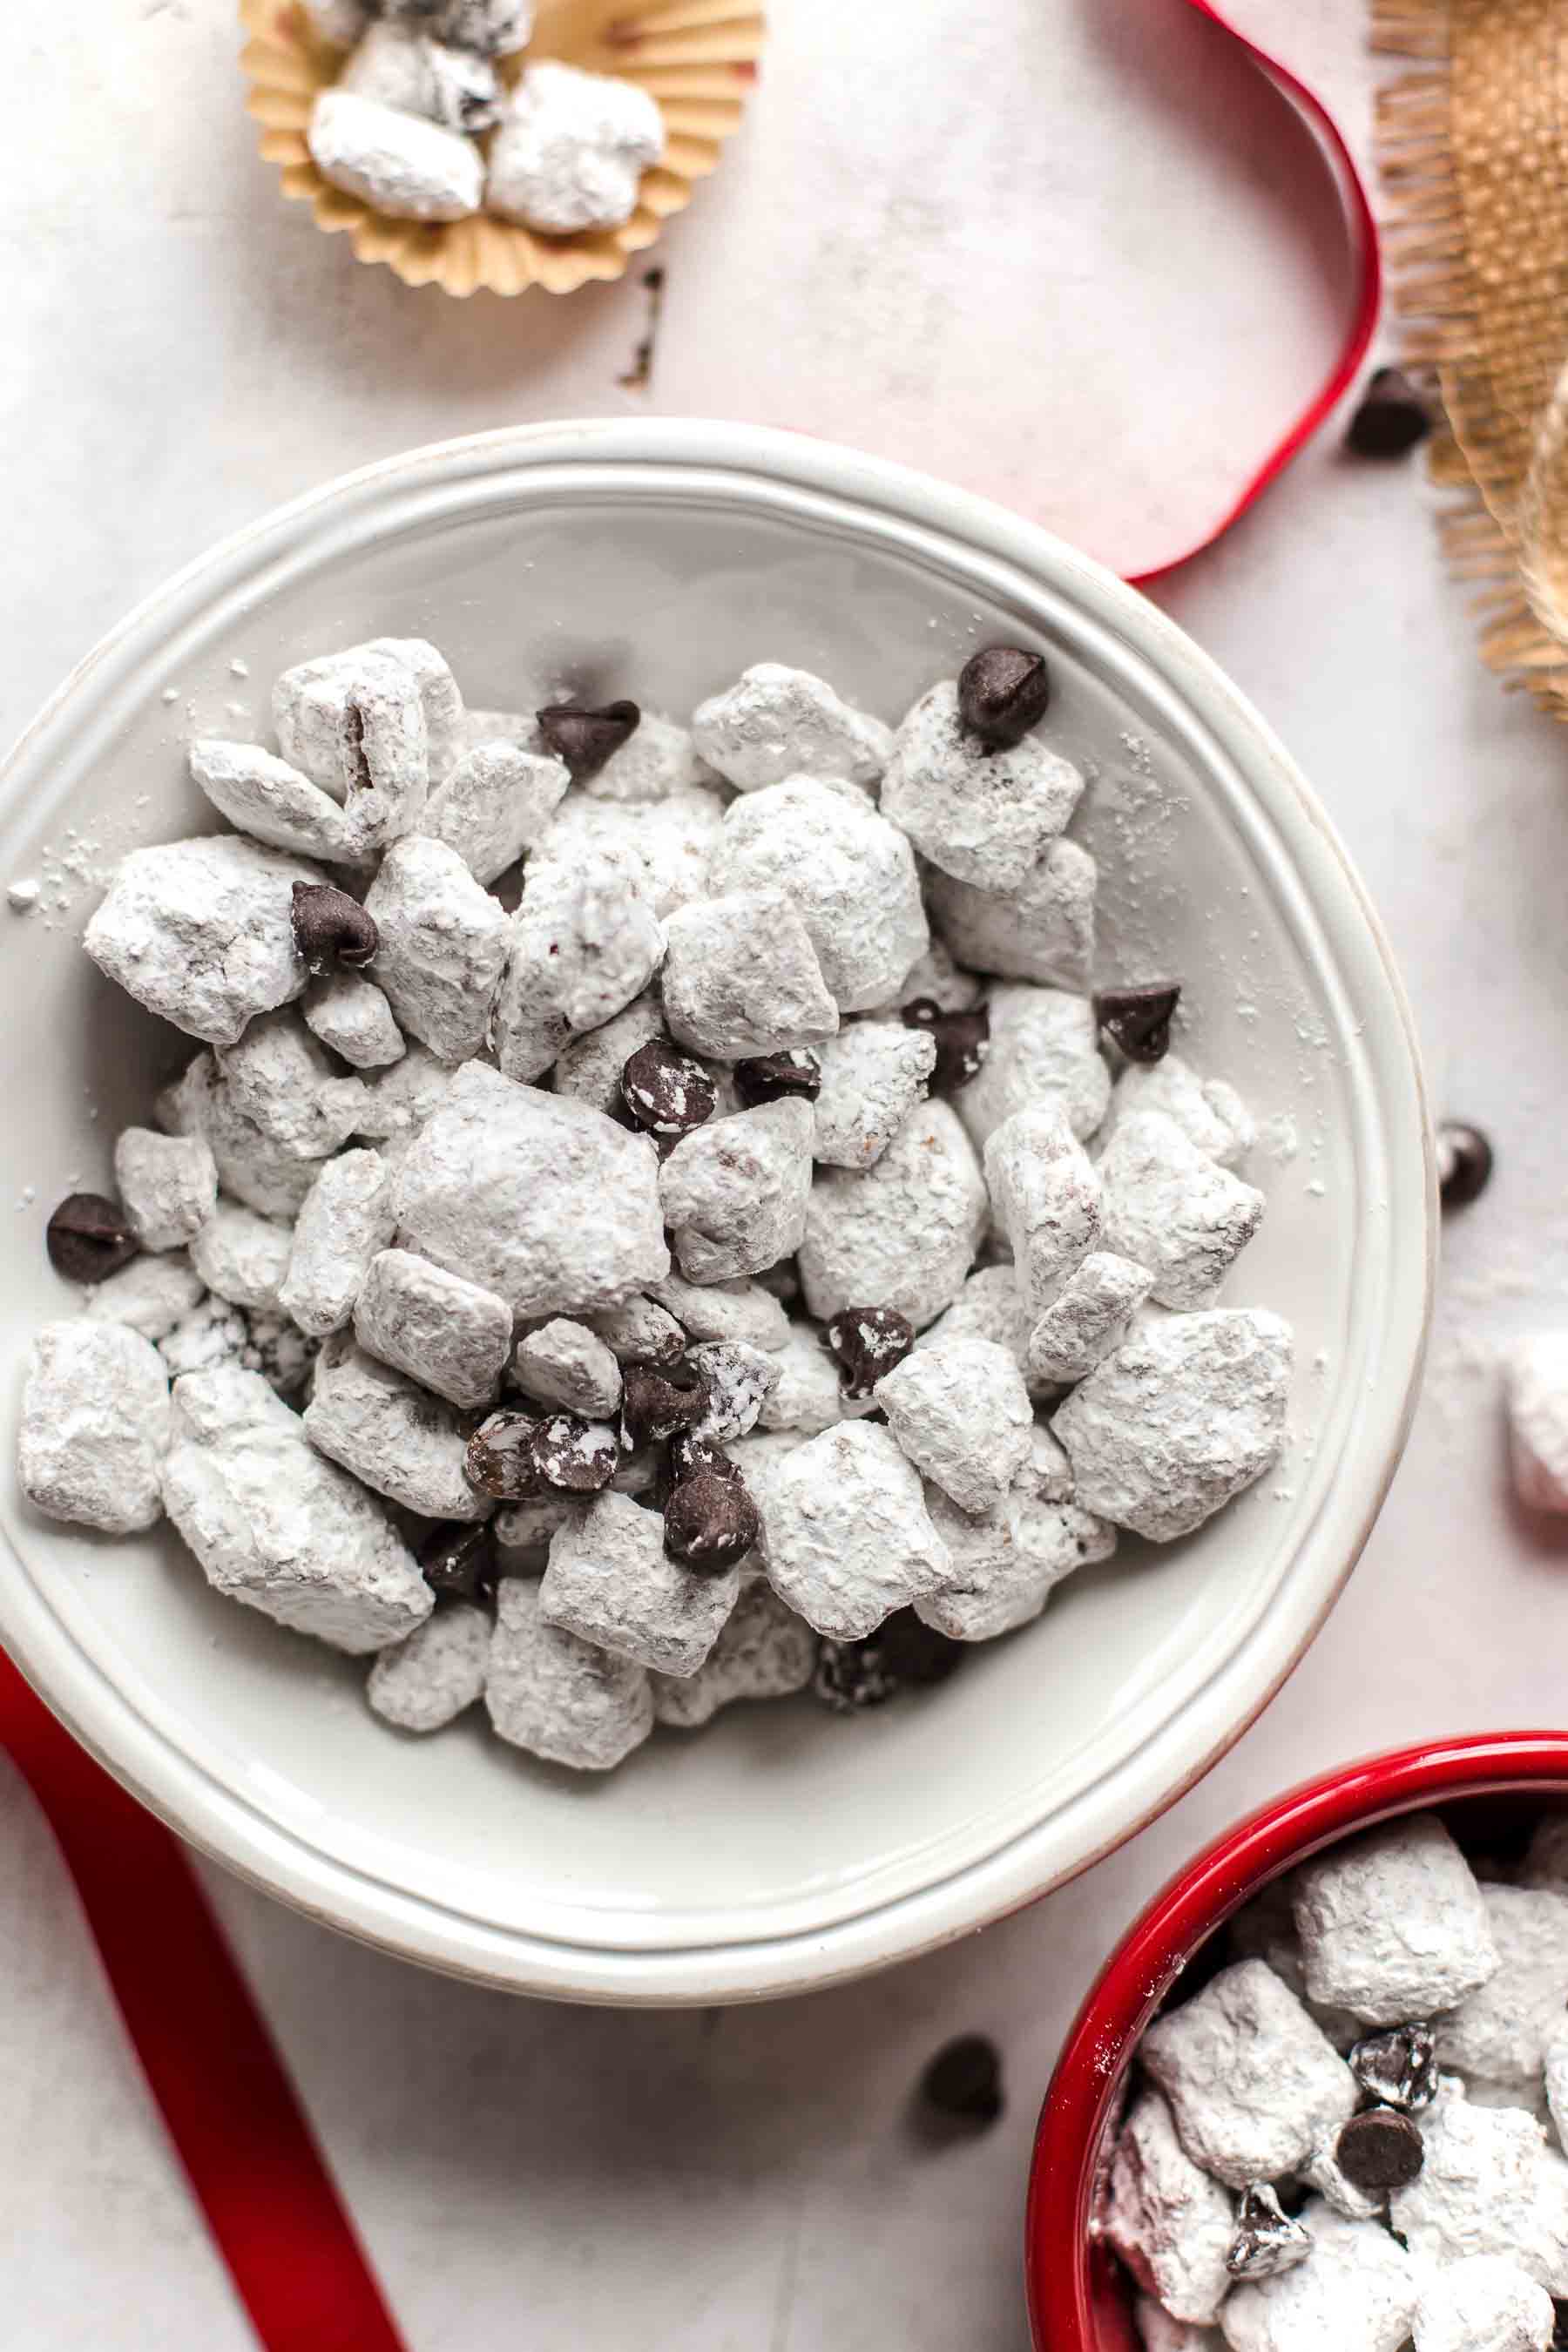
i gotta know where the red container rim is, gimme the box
[1025,1730,1568,2350]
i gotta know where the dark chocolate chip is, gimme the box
[1335,2107,1425,2194]
[530,1413,618,1494]
[536,700,641,779]
[1094,983,1181,1064]
[733,1051,822,1109]
[620,1362,708,1448]
[1553,2300,1568,2352]
[464,1409,543,1500]
[902,998,990,1092]
[812,1609,964,1712]
[668,1429,742,1486]
[1349,2022,1439,2115]
[956,645,1051,749]
[1225,2184,1313,2281]
[920,2035,1004,2126]
[45,1193,139,1284]
[619,1040,718,1139]
[417,1521,498,1604]
[663,1469,760,1569]
[291,881,378,977]
[1436,1121,1493,1211]
[824,1304,916,1399]
[1346,368,1434,459]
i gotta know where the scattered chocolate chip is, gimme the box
[464,1409,543,1500]
[902,998,990,1092]
[1436,1121,1494,1211]
[536,700,641,779]
[1553,2300,1568,2352]
[45,1193,139,1285]
[417,1521,498,1605]
[620,1362,709,1448]
[1094,983,1181,1064]
[663,1469,760,1569]
[920,2035,1004,2126]
[668,1430,742,1485]
[956,645,1051,749]
[619,1039,719,1139]
[1346,367,1434,459]
[824,1304,916,1399]
[733,1050,822,1108]
[291,881,378,977]
[812,1609,964,1712]
[530,1412,618,1494]
[1226,2184,1314,2281]
[1349,2022,1439,2114]
[1335,2106,1425,2194]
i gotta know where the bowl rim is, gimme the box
[1024,1729,1568,2350]
[0,420,1436,2003]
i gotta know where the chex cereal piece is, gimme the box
[686,1341,781,1443]
[916,1264,1037,1393]
[645,1274,791,1353]
[1291,1813,1499,2027]
[811,1024,936,1168]
[916,1484,1114,1642]
[19,1320,170,1533]
[1220,2198,1422,2352]
[1134,2299,1222,2352]
[273,640,440,810]
[189,1204,294,1315]
[363,835,510,1064]
[487,60,665,233]
[351,1039,460,1148]
[652,1572,815,1727]
[1100,1111,1265,1311]
[303,971,404,1070]
[339,20,503,133]
[539,1491,738,1676]
[882,679,1085,889]
[1054,1308,1293,1542]
[85,836,321,1047]
[752,1420,952,1639]
[1522,1810,1568,1889]
[553,996,668,1117]
[189,740,359,865]
[1106,2088,1234,2326]
[1026,1251,1155,1385]
[308,88,483,220]
[579,712,706,805]
[1140,1959,1359,2186]
[1505,1335,1568,1514]
[1410,2254,1555,2352]
[395,0,534,58]
[709,777,928,1012]
[585,1292,688,1366]
[425,740,569,884]
[496,1492,587,1557]
[693,664,894,795]
[1223,1882,1362,2052]
[494,846,664,1082]
[958,982,1111,1152]
[925,835,1097,988]
[983,1104,1104,1319]
[1390,2079,1568,2292]
[304,1336,487,1521]
[217,1009,368,1159]
[539,789,728,921]
[660,886,839,1061]
[368,1602,490,1734]
[279,1152,395,1339]
[113,1127,217,1253]
[162,1365,429,1653]
[486,1578,652,1772]
[874,1334,1031,1514]
[359,637,463,781]
[800,1099,988,1332]
[1104,1054,1254,1170]
[1433,1883,1568,2099]
[82,1250,206,1342]
[159,1051,328,1220]
[756,1322,867,1436]
[302,0,371,42]
[395,1064,669,1316]
[513,1321,623,1419]
[659,1098,814,1284]
[355,1247,511,1410]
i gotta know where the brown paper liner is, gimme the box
[1372,0,1568,714]
[240,0,765,297]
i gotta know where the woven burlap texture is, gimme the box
[1375,0,1568,708]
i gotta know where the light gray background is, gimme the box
[4,3,1562,2345]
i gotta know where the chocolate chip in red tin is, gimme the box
[417,1520,499,1605]
[1094,982,1181,1064]
[667,1429,742,1486]
[464,1408,543,1500]
[1335,2106,1425,2194]
[663,1468,760,1568]
[536,700,641,779]
[1436,1121,1494,1211]
[901,997,990,1092]
[1225,2183,1314,2281]
[733,1049,822,1109]
[290,880,379,976]
[619,1038,718,1139]
[530,1413,618,1493]
[956,645,1051,749]
[812,1608,964,1712]
[1345,367,1433,458]
[919,2034,1004,2128]
[619,1361,708,1448]
[824,1303,916,1398]
[45,1193,139,1285]
[1348,2021,1439,2114]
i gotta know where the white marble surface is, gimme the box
[6,3,1568,2346]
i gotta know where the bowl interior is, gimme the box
[0,427,1429,1998]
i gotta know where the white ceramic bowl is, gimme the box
[0,422,1432,2004]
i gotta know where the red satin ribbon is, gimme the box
[0,12,1379,2349]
